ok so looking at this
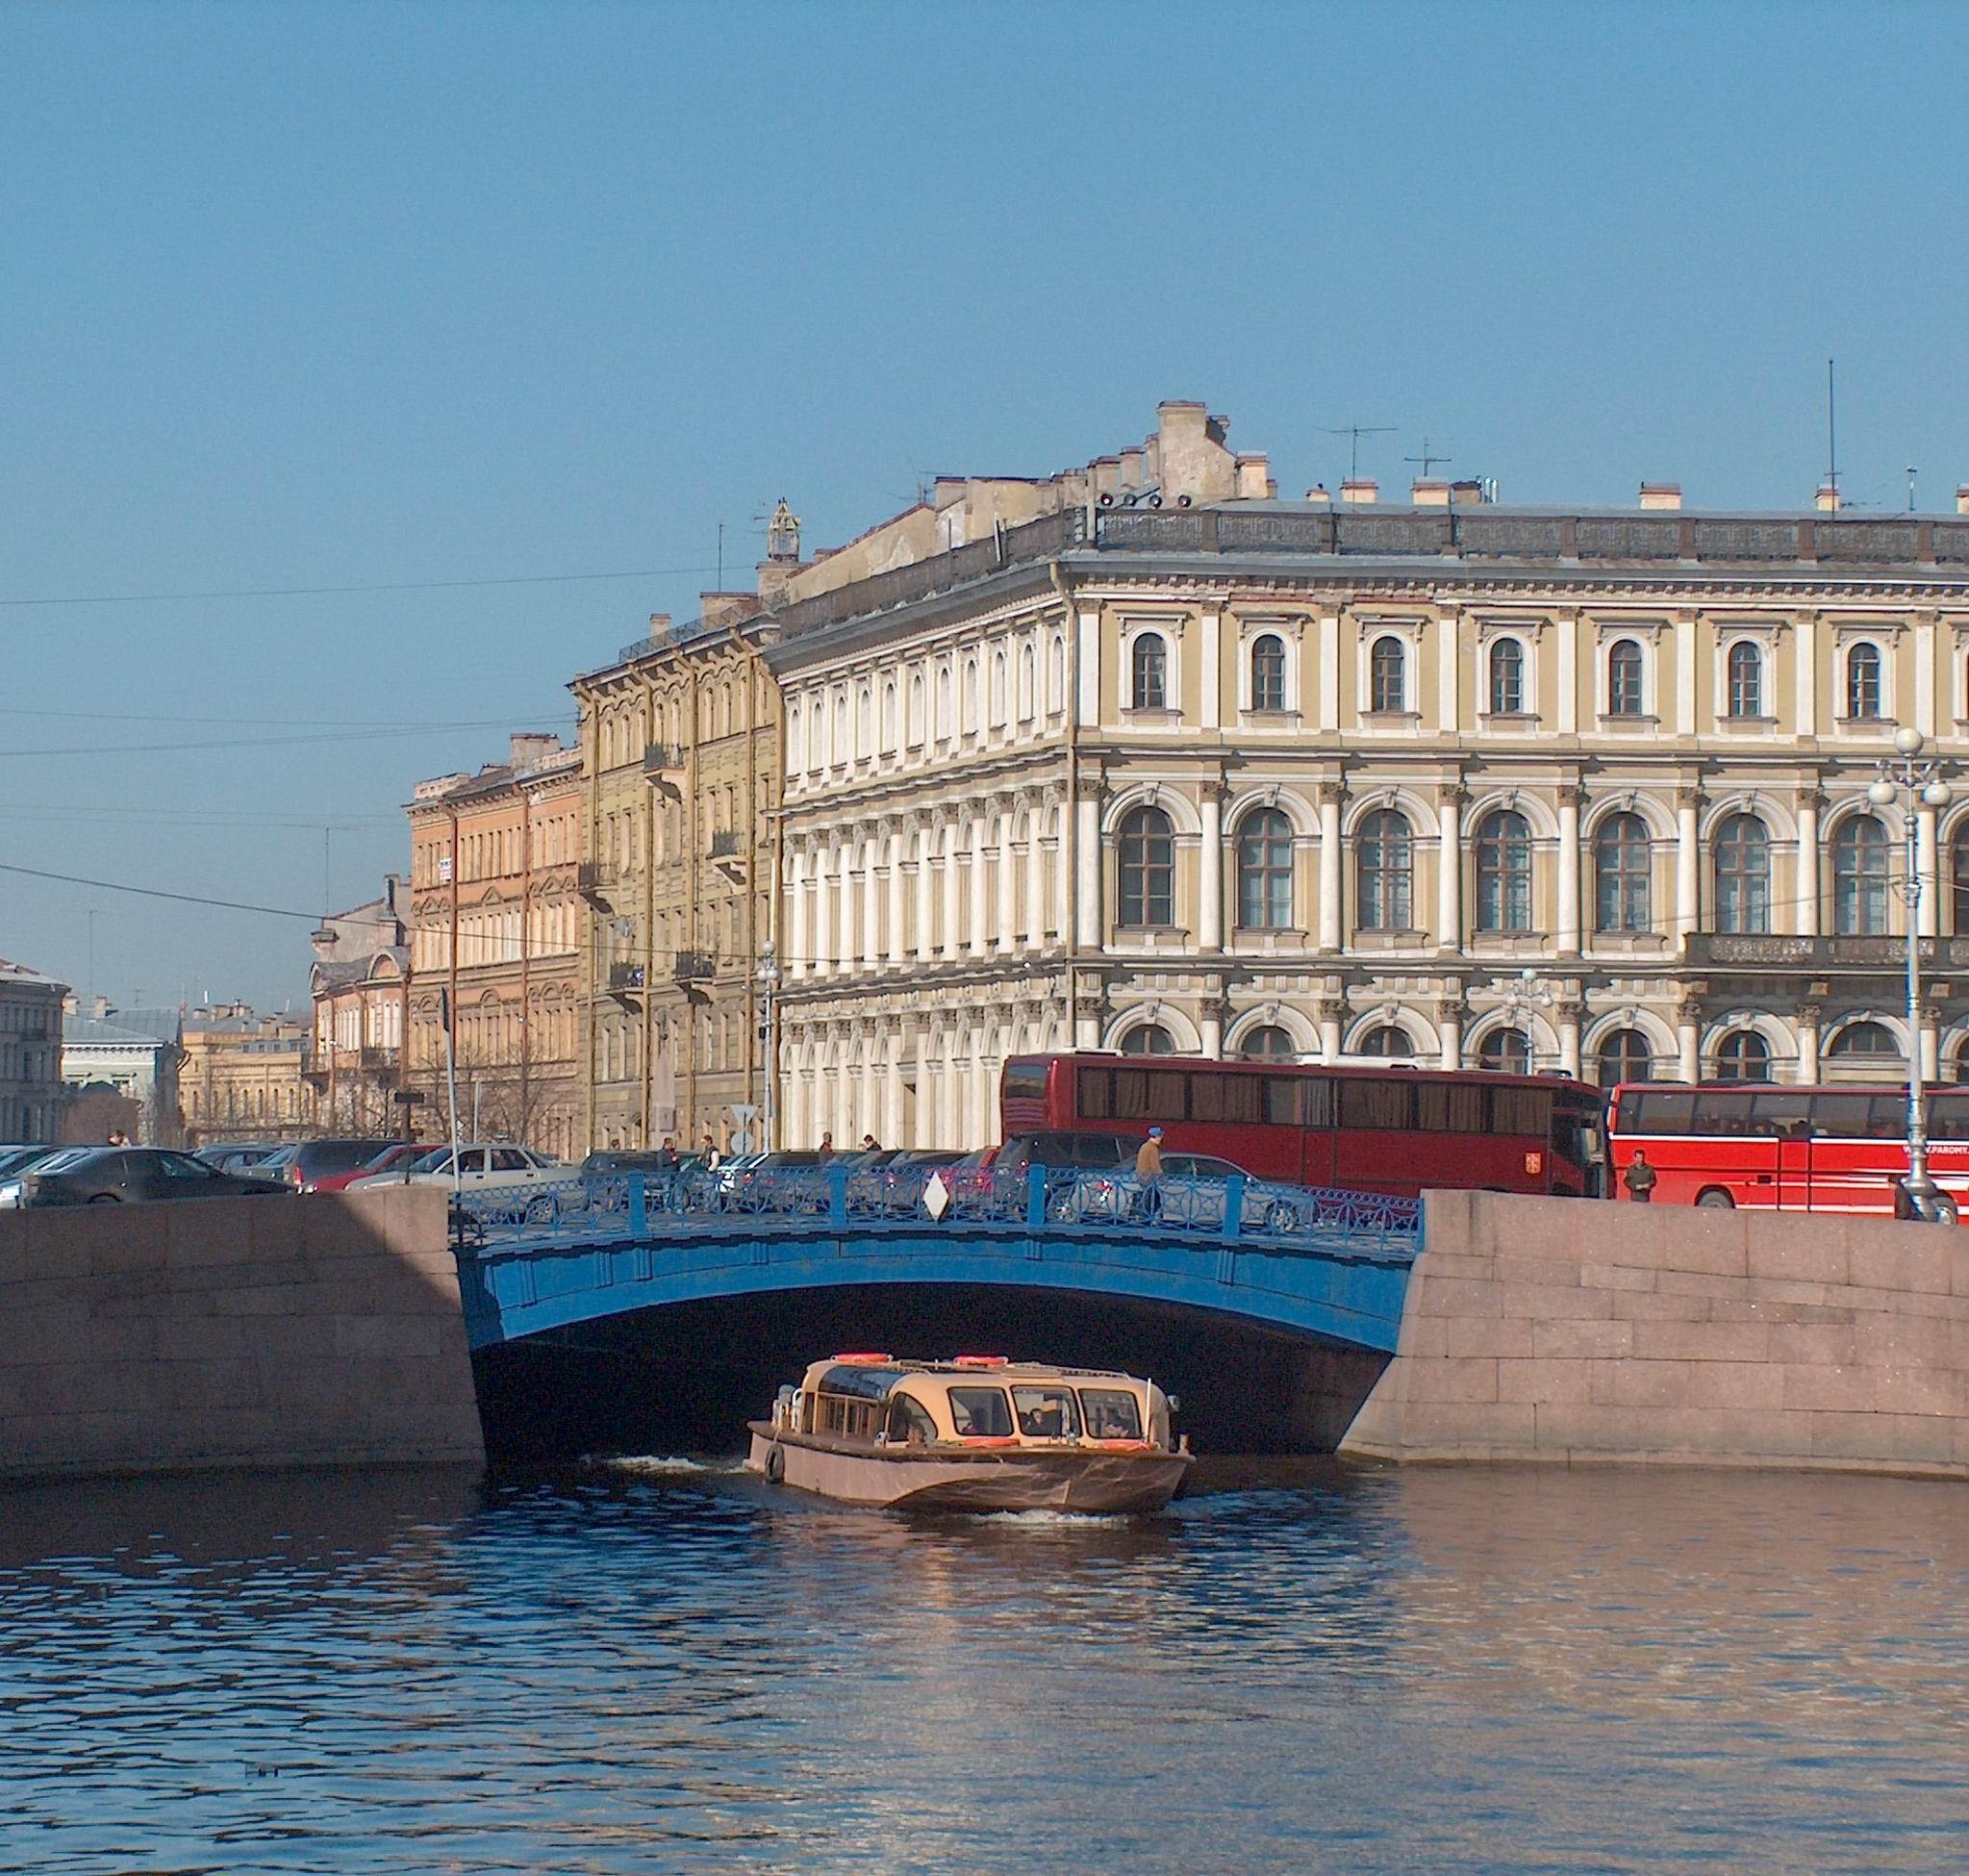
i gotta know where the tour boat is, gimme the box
[745,1354,1192,1513]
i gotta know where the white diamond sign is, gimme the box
[921,1172,951,1221]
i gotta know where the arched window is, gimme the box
[1359,1026,1414,1058]
[856,685,872,757]
[1479,1028,1531,1073]
[1117,807,1174,927]
[1727,641,1763,719]
[1488,639,1525,715]
[881,682,897,751]
[1369,636,1405,714]
[1594,812,1652,934]
[990,651,1007,727]
[1714,814,1771,935]
[1018,644,1036,722]
[907,673,925,748]
[1607,639,1645,716]
[1716,1031,1771,1081]
[1356,809,1413,931]
[1250,635,1287,712]
[786,701,804,773]
[1120,1024,1175,1055]
[1832,814,1890,935]
[1237,1025,1297,1062]
[1597,1028,1653,1086]
[935,668,952,740]
[1476,809,1533,933]
[1828,1020,1899,1060]
[832,694,847,765]
[1048,634,1066,713]
[1130,634,1168,710]
[962,660,978,732]
[1846,643,1882,720]
[1236,807,1294,929]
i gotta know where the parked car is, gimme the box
[195,1142,284,1174]
[346,1144,564,1192]
[0,1147,297,1208]
[252,1138,403,1193]
[309,1141,430,1193]
[845,1147,966,1215]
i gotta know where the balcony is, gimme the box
[577,860,615,902]
[643,743,686,793]
[709,830,743,859]
[1685,932,1969,972]
[673,950,716,986]
[608,961,646,994]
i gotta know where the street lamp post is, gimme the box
[757,945,779,1155]
[1867,728,1954,1219]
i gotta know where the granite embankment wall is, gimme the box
[0,1187,484,1482]
[1342,1191,1969,1477]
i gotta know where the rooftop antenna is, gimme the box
[1404,437,1452,478]
[1906,466,1919,513]
[1826,357,1838,500]
[1321,422,1395,482]
[717,520,724,593]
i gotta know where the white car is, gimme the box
[346,1144,564,1192]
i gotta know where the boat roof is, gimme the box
[802,1356,1144,1398]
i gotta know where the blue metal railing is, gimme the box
[450,1163,1421,1262]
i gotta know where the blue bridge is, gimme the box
[451,1164,1422,1359]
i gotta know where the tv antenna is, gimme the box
[1906,466,1919,513]
[1321,423,1395,482]
[1825,357,1838,500]
[1404,437,1452,478]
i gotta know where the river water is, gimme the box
[2,1458,1966,1873]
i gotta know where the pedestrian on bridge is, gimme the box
[1622,1151,1656,1204]
[1135,1128,1165,1222]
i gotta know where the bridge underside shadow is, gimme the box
[470,1283,1391,1461]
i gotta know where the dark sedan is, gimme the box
[0,1147,298,1208]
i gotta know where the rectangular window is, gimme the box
[1340,1078,1412,1131]
[1146,1071,1185,1119]
[1808,1094,1874,1137]
[1190,1074,1224,1122]
[1491,1089,1552,1138]
[1264,1077,1301,1126]
[1692,1090,1756,1135]
[949,1387,1014,1437]
[1115,1070,1151,1121]
[1077,1388,1143,1440]
[1002,1062,1048,1106]
[1222,1075,1264,1125]
[1416,1082,1489,1133]
[1078,1069,1115,1120]
[1746,1092,1811,1137]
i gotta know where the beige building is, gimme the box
[179,1002,310,1145]
[306,878,411,1137]
[764,400,1969,1147]
[406,736,583,1158]
[0,957,67,1143]
[570,580,781,1153]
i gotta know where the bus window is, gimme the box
[1146,1071,1185,1118]
[1116,1070,1150,1119]
[1491,1087,1552,1137]
[1300,1078,1333,1128]
[1002,1061,1048,1106]
[1417,1080,1487,1132]
[1810,1093,1873,1137]
[1624,1088,1693,1135]
[1747,1091,1811,1136]
[1222,1075,1263,1124]
[1693,1090,1756,1136]
[1930,1094,1969,1141]
[1078,1068,1115,1120]
[1190,1073,1225,1122]
[1865,1095,1906,1140]
[1341,1078,1412,1131]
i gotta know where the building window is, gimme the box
[1250,635,1287,712]
[1828,1019,1899,1060]
[1727,641,1763,719]
[1236,808,1294,929]
[1120,1024,1176,1055]
[1953,826,1969,935]
[1479,1028,1530,1073]
[1358,1026,1414,1058]
[1369,636,1405,713]
[1117,806,1174,927]
[1237,1025,1296,1062]
[1846,643,1882,721]
[1597,1028,1653,1085]
[1356,809,1413,931]
[1487,639,1525,715]
[1715,1031,1771,1081]
[1832,814,1890,935]
[1130,634,1168,710]
[1594,812,1652,934]
[1714,813,1772,935]
[1476,809,1533,933]
[1607,639,1646,716]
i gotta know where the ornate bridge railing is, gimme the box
[451,1164,1421,1263]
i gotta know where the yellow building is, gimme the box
[406,735,583,1159]
[570,581,781,1153]
[179,1002,310,1145]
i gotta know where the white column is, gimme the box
[996,808,1018,951]
[835,845,854,969]
[913,827,935,963]
[1200,1007,1223,1059]
[1917,805,1940,938]
[1796,612,1818,738]
[1318,788,1344,951]
[1555,788,1580,954]
[1557,1003,1581,1078]
[1439,1009,1462,1072]
[1023,804,1047,950]
[1678,1002,1701,1083]
[941,824,962,961]
[1437,789,1463,955]
[968,821,989,957]
[1796,1010,1821,1082]
[1199,789,1224,951]
[789,849,810,979]
[1676,791,1701,942]
[883,1032,903,1145]
[1796,798,1821,936]
[1921,1014,1940,1082]
[1199,611,1221,728]
[1318,1001,1344,1062]
[862,836,881,969]
[1074,796,1101,949]
[812,849,834,976]
[887,828,908,964]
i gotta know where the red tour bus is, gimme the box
[999,1053,1608,1201]
[1606,1082,1969,1224]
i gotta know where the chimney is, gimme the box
[1410,479,1451,507]
[1449,479,1486,506]
[1234,455,1275,499]
[91,994,111,1021]
[1956,485,1969,516]
[1815,482,1842,513]
[1340,478,1379,505]
[1118,446,1147,491]
[1638,482,1681,511]
[1304,484,1332,502]
[509,732,559,771]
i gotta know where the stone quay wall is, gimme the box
[1342,1191,1969,1478]
[0,1187,484,1482]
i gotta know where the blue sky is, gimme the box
[3,0,1966,1010]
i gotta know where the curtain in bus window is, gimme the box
[1809,1094,1873,1138]
[1262,1077,1300,1126]
[1628,1089,1693,1134]
[1116,1070,1151,1120]
[1221,1075,1263,1125]
[1078,1069,1115,1120]
[1190,1074,1224,1123]
[1341,1078,1412,1131]
[1490,1088,1551,1137]
[1300,1079,1333,1128]
[1146,1071,1186,1119]
[1416,1081,1488,1132]
[1693,1090,1756,1136]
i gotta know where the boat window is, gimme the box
[1011,1386,1079,1440]
[885,1395,939,1445]
[948,1387,1014,1438]
[817,1394,882,1439]
[1077,1388,1143,1440]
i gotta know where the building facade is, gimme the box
[766,401,1969,1147]
[60,1001,185,1145]
[406,735,583,1158]
[570,593,780,1153]
[0,958,67,1143]
[179,1002,311,1145]
[306,878,412,1137]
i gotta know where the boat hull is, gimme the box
[746,1426,1189,1513]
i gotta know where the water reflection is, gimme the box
[1,1459,1965,1871]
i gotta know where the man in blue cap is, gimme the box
[1135,1127,1165,1222]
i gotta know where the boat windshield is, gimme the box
[1011,1385,1079,1439]
[1077,1388,1144,1440]
[947,1386,1014,1438]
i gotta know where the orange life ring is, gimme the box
[959,1435,1022,1447]
[952,1354,1008,1369]
[832,1352,894,1364]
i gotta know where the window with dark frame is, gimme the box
[1117,806,1174,926]
[1356,810,1413,930]
[1607,639,1646,716]
[1594,812,1652,934]
[1129,633,1169,710]
[1236,807,1294,928]
[1727,641,1762,718]
[1369,636,1406,713]
[1715,813,1772,935]
[1488,638,1525,715]
[1250,634,1287,711]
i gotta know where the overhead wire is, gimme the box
[0,561,721,609]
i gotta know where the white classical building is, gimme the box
[762,405,1969,1150]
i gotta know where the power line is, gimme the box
[0,704,563,729]
[0,721,536,760]
[0,561,721,610]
